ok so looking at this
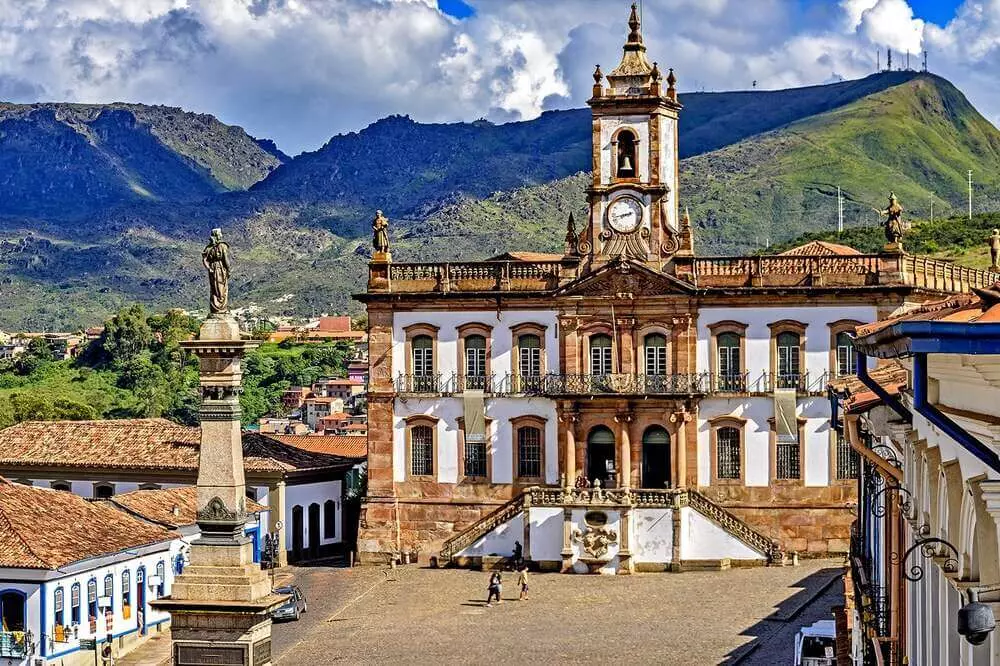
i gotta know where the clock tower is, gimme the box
[578,3,690,273]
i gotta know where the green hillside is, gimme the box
[1,72,998,329]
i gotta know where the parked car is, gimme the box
[271,585,308,621]
[794,619,836,666]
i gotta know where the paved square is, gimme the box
[272,560,844,665]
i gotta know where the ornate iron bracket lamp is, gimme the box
[890,536,960,582]
[870,485,914,519]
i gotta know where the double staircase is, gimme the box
[438,487,784,567]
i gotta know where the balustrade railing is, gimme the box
[385,260,563,293]
[0,632,28,659]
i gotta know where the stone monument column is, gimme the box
[152,230,284,666]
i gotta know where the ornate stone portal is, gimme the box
[152,232,284,666]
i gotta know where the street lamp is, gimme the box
[958,588,997,645]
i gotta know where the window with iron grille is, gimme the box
[590,334,613,375]
[464,439,487,477]
[411,425,434,476]
[517,427,542,478]
[776,331,801,389]
[518,334,541,376]
[836,332,856,378]
[717,332,742,391]
[645,333,667,376]
[776,438,801,479]
[465,335,487,387]
[716,426,741,479]
[836,434,860,479]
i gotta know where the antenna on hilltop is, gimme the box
[837,186,844,234]
[876,48,880,73]
[887,48,892,72]
[922,50,928,72]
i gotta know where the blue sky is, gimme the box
[1,0,998,154]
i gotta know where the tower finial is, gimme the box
[628,3,642,45]
[593,64,603,85]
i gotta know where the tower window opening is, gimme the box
[616,130,637,178]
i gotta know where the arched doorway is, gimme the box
[641,426,671,489]
[308,503,321,558]
[0,590,25,633]
[587,426,616,486]
[291,505,304,562]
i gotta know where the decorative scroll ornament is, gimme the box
[572,525,619,559]
[890,537,960,582]
[197,496,241,523]
[870,485,914,519]
[601,226,650,259]
[871,444,903,469]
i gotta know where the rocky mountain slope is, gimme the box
[0,71,997,329]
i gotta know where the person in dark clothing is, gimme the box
[486,571,502,607]
[512,541,523,568]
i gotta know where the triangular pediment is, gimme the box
[556,258,695,298]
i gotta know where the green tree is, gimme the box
[15,337,54,375]
[100,304,153,368]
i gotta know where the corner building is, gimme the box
[356,7,1000,571]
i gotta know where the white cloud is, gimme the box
[0,0,998,154]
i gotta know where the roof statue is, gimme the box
[202,228,231,315]
[373,209,391,255]
[990,229,1000,271]
[876,192,904,249]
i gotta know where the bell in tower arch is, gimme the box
[616,129,637,178]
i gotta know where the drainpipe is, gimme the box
[828,387,841,434]
[855,351,912,423]
[912,353,1000,473]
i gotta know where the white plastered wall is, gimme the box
[598,115,650,184]
[455,513,523,558]
[631,508,674,563]
[284,480,343,550]
[680,508,766,560]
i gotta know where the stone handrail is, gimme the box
[438,492,526,561]
[694,254,881,279]
[902,255,1000,291]
[687,489,784,563]
[386,261,563,293]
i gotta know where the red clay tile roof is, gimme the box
[0,419,354,475]
[854,289,999,338]
[779,240,861,256]
[487,251,566,262]
[827,361,908,414]
[0,478,174,569]
[111,486,265,529]
[270,435,367,459]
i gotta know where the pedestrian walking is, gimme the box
[517,565,529,601]
[512,540,523,568]
[486,571,502,607]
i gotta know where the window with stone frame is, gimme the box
[836,433,860,479]
[776,434,801,480]
[518,334,541,376]
[776,331,801,389]
[464,334,487,389]
[590,333,613,376]
[716,427,741,480]
[717,332,742,391]
[411,335,435,391]
[464,438,488,478]
[644,333,667,376]
[410,425,434,476]
[835,332,856,378]
[517,426,543,479]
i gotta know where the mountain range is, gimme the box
[0,71,998,329]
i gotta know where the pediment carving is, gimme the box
[557,258,694,298]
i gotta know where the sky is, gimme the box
[0,0,995,155]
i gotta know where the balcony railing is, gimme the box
[396,372,829,396]
[384,260,564,293]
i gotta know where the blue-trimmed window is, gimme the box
[174,554,185,575]
[155,561,166,597]
[70,583,81,624]
[54,587,65,627]
[87,579,98,620]
[121,571,131,608]
[103,574,114,610]
[0,590,26,632]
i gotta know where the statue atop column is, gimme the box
[990,229,1000,271]
[876,192,904,250]
[373,210,391,257]
[202,228,231,315]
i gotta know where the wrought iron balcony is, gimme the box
[534,373,710,396]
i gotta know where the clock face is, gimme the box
[607,197,643,234]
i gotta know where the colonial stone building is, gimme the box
[356,6,1000,570]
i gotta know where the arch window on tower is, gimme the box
[615,129,638,179]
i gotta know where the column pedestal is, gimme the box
[153,316,285,666]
